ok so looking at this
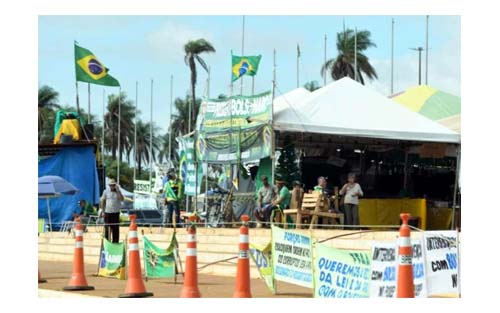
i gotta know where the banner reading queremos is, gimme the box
[271,225,313,288]
[313,243,371,298]
[98,239,126,280]
[249,242,275,293]
[143,235,177,278]
[370,239,427,297]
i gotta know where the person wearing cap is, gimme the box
[163,172,184,227]
[270,180,291,223]
[255,175,277,225]
[100,178,124,243]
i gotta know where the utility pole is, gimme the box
[391,18,395,94]
[425,15,429,85]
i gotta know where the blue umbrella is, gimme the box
[38,175,79,232]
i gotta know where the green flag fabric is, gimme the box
[232,55,262,82]
[143,234,177,278]
[75,43,120,87]
[98,238,126,279]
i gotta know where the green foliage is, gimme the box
[303,80,321,92]
[276,136,301,188]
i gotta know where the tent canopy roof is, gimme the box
[273,78,460,144]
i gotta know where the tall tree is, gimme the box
[38,85,60,142]
[184,39,215,132]
[103,92,135,162]
[170,95,201,137]
[158,132,179,164]
[303,80,321,92]
[134,120,161,175]
[321,28,378,85]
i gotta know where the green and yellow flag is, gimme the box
[75,43,120,87]
[232,54,262,82]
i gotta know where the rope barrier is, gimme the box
[197,256,238,271]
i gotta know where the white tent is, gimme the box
[273,77,460,144]
[273,87,311,114]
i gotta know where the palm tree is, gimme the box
[321,28,378,85]
[158,132,178,164]
[184,39,215,132]
[103,92,136,163]
[303,80,321,92]
[170,95,201,138]
[38,85,60,142]
[134,120,161,175]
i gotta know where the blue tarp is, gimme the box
[38,146,99,230]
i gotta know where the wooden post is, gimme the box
[334,186,339,211]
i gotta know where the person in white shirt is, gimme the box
[339,173,364,226]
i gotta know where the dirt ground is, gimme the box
[38,260,312,298]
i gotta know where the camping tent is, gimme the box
[390,85,461,133]
[273,77,460,144]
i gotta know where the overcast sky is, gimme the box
[38,15,460,133]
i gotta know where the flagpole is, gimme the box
[296,44,300,88]
[240,15,245,95]
[354,27,358,82]
[149,79,153,192]
[169,75,173,162]
[271,48,276,185]
[87,83,91,123]
[133,81,138,184]
[252,76,255,96]
[323,34,327,86]
[425,15,429,85]
[75,81,81,115]
[391,18,395,95]
[117,87,121,184]
[102,88,106,186]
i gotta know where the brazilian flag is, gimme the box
[232,54,262,82]
[75,43,120,87]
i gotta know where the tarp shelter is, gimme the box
[273,77,460,144]
[391,85,461,133]
[38,146,100,230]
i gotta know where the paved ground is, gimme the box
[38,260,312,298]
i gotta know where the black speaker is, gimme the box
[83,124,94,140]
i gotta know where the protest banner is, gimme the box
[98,239,126,279]
[196,92,273,163]
[178,136,203,196]
[249,242,275,293]
[313,243,371,298]
[424,230,459,296]
[143,234,178,278]
[271,225,313,288]
[370,239,427,297]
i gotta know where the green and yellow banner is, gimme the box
[143,234,177,278]
[98,238,126,279]
[75,43,120,87]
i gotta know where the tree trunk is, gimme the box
[138,157,142,176]
[189,57,197,133]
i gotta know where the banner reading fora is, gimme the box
[249,242,275,293]
[143,234,178,278]
[313,243,371,298]
[98,239,126,280]
[271,226,313,288]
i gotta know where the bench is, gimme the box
[284,191,344,229]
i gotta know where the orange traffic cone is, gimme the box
[233,215,252,298]
[38,270,47,283]
[180,215,201,298]
[63,218,94,291]
[119,214,153,298]
[397,213,414,298]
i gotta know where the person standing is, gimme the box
[255,175,277,225]
[100,179,124,243]
[164,172,184,227]
[339,173,364,226]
